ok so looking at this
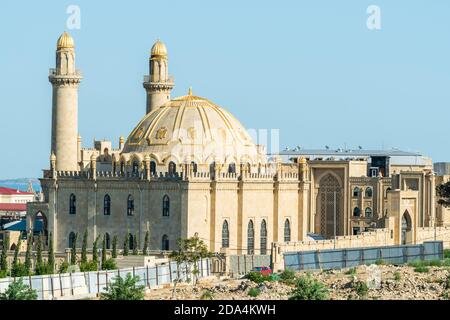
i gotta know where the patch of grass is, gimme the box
[413,266,430,273]
[393,271,401,281]
[375,259,385,265]
[200,289,214,300]
[353,281,369,299]
[279,269,296,285]
[248,288,261,297]
[289,274,329,300]
[345,267,357,275]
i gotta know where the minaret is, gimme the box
[143,40,174,114]
[49,32,82,171]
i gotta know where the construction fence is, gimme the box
[284,241,444,271]
[228,255,271,276]
[0,258,211,300]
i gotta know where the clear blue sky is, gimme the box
[1,0,450,179]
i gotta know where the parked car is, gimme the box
[252,266,272,276]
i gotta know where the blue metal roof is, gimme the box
[2,219,43,232]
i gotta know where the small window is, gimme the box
[105,233,111,249]
[68,232,77,249]
[247,220,254,255]
[284,219,291,242]
[162,195,170,217]
[127,195,134,216]
[128,233,134,250]
[120,162,125,174]
[365,207,373,218]
[69,194,76,215]
[353,207,361,217]
[353,187,360,197]
[352,227,360,235]
[162,234,169,250]
[365,187,373,198]
[132,161,139,175]
[191,162,198,173]
[222,220,229,248]
[385,187,392,198]
[228,163,236,174]
[150,161,156,175]
[168,161,176,175]
[260,219,267,255]
[104,194,111,215]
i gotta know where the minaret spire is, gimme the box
[143,39,174,114]
[49,32,82,171]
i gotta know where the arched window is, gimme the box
[191,162,198,173]
[104,194,111,215]
[120,161,125,174]
[228,163,236,174]
[162,195,170,217]
[105,233,111,249]
[68,232,76,249]
[353,187,360,197]
[353,207,361,217]
[222,220,229,248]
[150,161,156,175]
[168,161,176,175]
[247,220,254,255]
[385,187,392,198]
[365,207,373,218]
[260,219,267,255]
[69,194,76,215]
[132,161,139,175]
[365,187,373,198]
[162,235,169,250]
[284,219,291,242]
[128,233,134,250]
[127,195,134,216]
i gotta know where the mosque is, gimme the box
[26,32,440,254]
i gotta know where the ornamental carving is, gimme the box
[156,127,168,140]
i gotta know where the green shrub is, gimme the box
[289,274,329,300]
[444,249,450,259]
[246,271,271,284]
[100,273,145,300]
[393,271,401,281]
[0,269,8,278]
[102,258,117,270]
[11,262,28,277]
[345,267,357,275]
[200,289,214,300]
[427,259,442,267]
[35,262,53,276]
[80,261,98,272]
[353,281,369,299]
[58,261,69,274]
[279,269,296,284]
[414,266,429,273]
[0,278,37,300]
[248,288,260,297]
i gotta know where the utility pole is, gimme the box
[334,191,337,249]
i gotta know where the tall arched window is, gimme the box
[284,219,291,242]
[209,162,216,179]
[385,187,392,198]
[365,207,373,218]
[68,232,76,249]
[162,195,170,217]
[228,163,236,174]
[353,187,360,197]
[222,220,229,248]
[168,161,176,175]
[353,207,361,217]
[127,195,134,216]
[132,161,139,175]
[104,194,111,215]
[365,187,373,198]
[260,219,267,255]
[150,161,156,175]
[162,235,169,250]
[69,194,76,215]
[105,233,111,249]
[247,220,254,255]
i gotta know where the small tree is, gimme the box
[24,233,32,275]
[123,234,129,256]
[11,236,27,277]
[132,232,139,255]
[0,278,37,300]
[70,233,78,265]
[92,235,100,265]
[437,182,450,207]
[142,230,149,256]
[100,273,145,300]
[47,233,55,274]
[81,229,88,265]
[0,233,9,275]
[112,235,118,258]
[101,235,107,269]
[35,234,43,270]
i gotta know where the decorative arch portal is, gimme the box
[401,210,412,245]
[26,211,49,246]
[316,173,343,238]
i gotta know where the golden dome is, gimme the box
[151,39,167,57]
[122,90,265,165]
[57,32,75,49]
